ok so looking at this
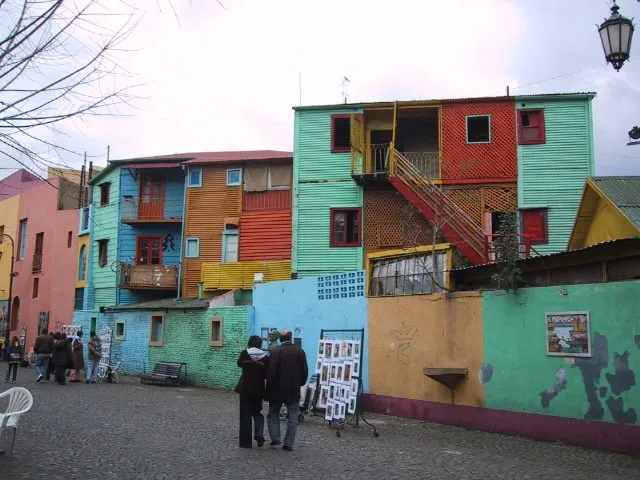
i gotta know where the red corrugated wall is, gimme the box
[441,100,517,183]
[239,209,292,260]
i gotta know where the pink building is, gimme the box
[9,175,80,348]
[0,170,42,199]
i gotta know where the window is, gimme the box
[98,239,108,268]
[188,168,202,187]
[32,278,39,298]
[331,115,351,152]
[466,115,491,143]
[369,251,447,297]
[99,183,110,206]
[150,313,164,346]
[136,236,162,265]
[33,232,44,273]
[520,208,548,244]
[115,321,125,340]
[78,245,87,281]
[330,208,361,247]
[210,316,223,347]
[185,237,200,258]
[267,165,292,190]
[17,219,27,260]
[80,205,91,232]
[222,227,238,262]
[74,288,84,310]
[226,168,242,186]
[67,231,73,248]
[518,109,546,145]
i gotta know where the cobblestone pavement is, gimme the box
[1,375,639,480]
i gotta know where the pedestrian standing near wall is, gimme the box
[5,336,22,383]
[266,330,308,451]
[52,333,72,385]
[33,328,53,382]
[235,335,269,448]
[86,332,102,384]
[70,331,85,383]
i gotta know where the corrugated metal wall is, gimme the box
[239,209,291,261]
[516,98,594,255]
[201,260,291,289]
[293,109,364,277]
[441,101,517,182]
[243,190,291,210]
[183,166,241,298]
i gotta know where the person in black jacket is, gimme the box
[266,330,308,451]
[235,335,269,448]
[5,336,22,383]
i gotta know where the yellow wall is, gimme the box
[76,235,89,288]
[0,196,20,301]
[583,197,639,247]
[368,292,484,407]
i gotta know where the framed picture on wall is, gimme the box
[352,359,360,378]
[350,379,358,395]
[353,340,361,358]
[346,341,354,359]
[348,396,356,414]
[318,386,329,408]
[324,341,333,359]
[318,341,325,356]
[321,363,330,384]
[343,361,352,383]
[336,364,343,383]
[315,357,323,374]
[330,364,337,381]
[333,342,340,359]
[325,404,333,421]
[545,311,591,357]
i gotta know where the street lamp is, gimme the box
[598,1,635,71]
[0,234,16,360]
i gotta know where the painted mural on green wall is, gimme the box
[293,108,364,277]
[482,280,639,426]
[516,94,595,255]
[147,306,251,389]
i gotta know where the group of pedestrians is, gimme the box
[235,329,308,451]
[5,328,103,385]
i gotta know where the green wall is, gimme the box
[148,306,251,389]
[483,281,639,426]
[91,168,121,308]
[293,108,364,277]
[516,96,595,255]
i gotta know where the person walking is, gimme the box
[235,335,269,448]
[33,328,53,382]
[86,331,102,383]
[52,333,72,385]
[266,330,308,451]
[5,336,22,383]
[70,331,85,382]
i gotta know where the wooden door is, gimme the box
[136,236,162,265]
[138,173,165,219]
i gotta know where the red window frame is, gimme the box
[520,208,548,244]
[32,277,39,298]
[100,183,110,206]
[518,109,546,145]
[136,236,163,265]
[331,114,352,153]
[330,208,361,247]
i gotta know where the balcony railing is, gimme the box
[352,143,440,180]
[119,263,178,290]
[32,253,42,273]
[121,196,183,223]
[484,234,541,263]
[201,260,291,290]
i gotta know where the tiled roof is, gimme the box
[292,92,596,111]
[591,176,640,229]
[105,298,209,311]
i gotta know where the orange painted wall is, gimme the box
[368,292,484,406]
[441,101,517,183]
[183,166,241,298]
[239,209,291,261]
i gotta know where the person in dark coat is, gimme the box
[5,336,22,383]
[52,333,72,385]
[235,335,268,448]
[70,331,85,382]
[266,330,308,451]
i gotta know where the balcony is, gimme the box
[201,260,291,290]
[121,196,183,224]
[32,253,42,273]
[351,144,440,185]
[119,263,178,290]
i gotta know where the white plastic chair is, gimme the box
[0,387,34,454]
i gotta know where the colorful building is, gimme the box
[568,176,640,250]
[292,93,596,288]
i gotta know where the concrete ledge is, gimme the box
[362,393,640,455]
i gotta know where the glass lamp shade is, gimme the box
[598,3,635,71]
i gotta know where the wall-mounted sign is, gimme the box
[545,311,591,357]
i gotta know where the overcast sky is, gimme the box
[2,0,640,176]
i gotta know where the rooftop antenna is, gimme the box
[342,76,350,104]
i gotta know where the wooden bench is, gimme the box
[140,361,187,386]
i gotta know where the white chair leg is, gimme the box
[10,428,16,454]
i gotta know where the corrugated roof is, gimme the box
[180,150,292,165]
[590,176,640,229]
[119,162,183,169]
[105,297,209,311]
[293,92,596,111]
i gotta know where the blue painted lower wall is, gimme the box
[253,271,369,391]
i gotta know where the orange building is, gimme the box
[181,151,293,298]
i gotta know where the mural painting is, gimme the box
[546,311,591,357]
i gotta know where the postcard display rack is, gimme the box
[314,328,379,438]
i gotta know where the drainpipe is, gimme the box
[2,234,16,359]
[176,165,188,299]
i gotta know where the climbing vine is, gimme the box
[491,211,524,293]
